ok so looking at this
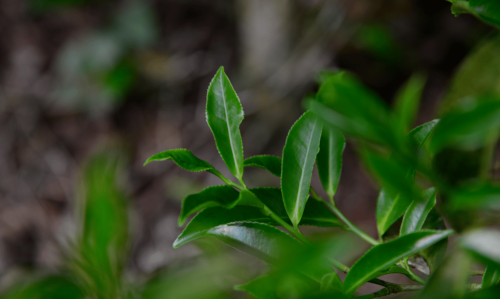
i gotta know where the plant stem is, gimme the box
[324,201,380,246]
[403,258,426,285]
[209,169,243,190]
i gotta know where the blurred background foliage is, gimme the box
[0,0,498,297]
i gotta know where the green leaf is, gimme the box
[174,188,342,248]
[343,230,453,295]
[77,151,129,297]
[144,148,214,171]
[430,97,500,152]
[1,276,85,299]
[375,120,438,237]
[174,206,272,248]
[482,265,500,289]
[420,208,449,273]
[418,250,472,299]
[317,127,345,201]
[179,185,239,226]
[465,0,500,28]
[400,188,437,236]
[450,182,500,210]
[394,74,426,134]
[252,188,342,227]
[282,111,323,228]
[461,229,500,267]
[207,222,303,262]
[244,155,282,177]
[206,66,245,180]
[235,273,317,299]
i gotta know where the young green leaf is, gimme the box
[144,148,214,171]
[174,206,273,248]
[206,66,245,180]
[408,119,440,146]
[179,185,240,226]
[394,74,426,134]
[206,222,303,262]
[461,229,500,267]
[282,111,323,228]
[483,265,500,289]
[400,188,437,236]
[244,155,282,177]
[343,230,453,295]
[316,127,345,201]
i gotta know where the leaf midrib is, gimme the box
[293,119,318,222]
[219,74,241,178]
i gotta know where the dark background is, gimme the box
[0,0,492,285]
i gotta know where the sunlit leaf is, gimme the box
[400,188,437,236]
[317,127,345,201]
[282,111,322,228]
[244,155,282,177]
[206,66,245,180]
[343,230,453,295]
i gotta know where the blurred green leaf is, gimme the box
[418,250,472,299]
[144,148,214,171]
[1,276,85,299]
[461,229,500,267]
[282,111,323,228]
[76,152,129,297]
[343,230,453,295]
[179,185,239,226]
[310,73,396,146]
[394,74,426,134]
[244,155,282,177]
[450,0,500,28]
[450,182,500,210]
[235,273,316,299]
[375,120,439,237]
[206,66,245,180]
[400,188,437,236]
[464,285,500,299]
[430,97,500,152]
[317,127,345,201]
[355,24,402,65]
[419,208,449,273]
[482,265,500,289]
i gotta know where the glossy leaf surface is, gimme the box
[252,188,342,227]
[206,222,302,262]
[206,66,245,179]
[317,127,345,200]
[244,155,282,177]
[394,74,426,134]
[343,230,453,295]
[179,185,239,226]
[174,206,272,248]
[461,229,500,267]
[400,188,437,235]
[144,148,214,171]
[282,111,322,228]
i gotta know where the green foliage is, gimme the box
[317,127,345,201]
[244,155,282,177]
[449,0,500,28]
